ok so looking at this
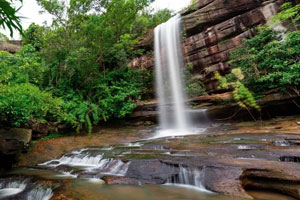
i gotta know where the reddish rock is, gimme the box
[183,0,264,35]
[103,176,158,185]
[128,0,284,94]
[129,54,154,69]
[51,194,76,200]
[204,166,253,199]
[0,40,22,54]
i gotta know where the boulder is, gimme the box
[1,128,32,147]
[0,128,32,170]
[203,166,252,199]
[128,0,284,94]
[0,40,22,54]
[125,159,178,184]
[183,0,265,35]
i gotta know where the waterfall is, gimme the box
[154,14,191,138]
[0,179,53,200]
[167,165,210,192]
[27,187,53,200]
[40,148,130,177]
[0,180,27,198]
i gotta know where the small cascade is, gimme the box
[40,148,130,177]
[59,154,104,167]
[96,159,130,176]
[41,153,104,167]
[0,178,52,200]
[167,165,210,192]
[0,179,27,198]
[27,187,53,200]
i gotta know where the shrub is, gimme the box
[0,83,62,127]
[215,69,260,111]
[229,27,300,95]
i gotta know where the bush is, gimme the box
[0,83,62,127]
[215,69,260,111]
[229,27,300,95]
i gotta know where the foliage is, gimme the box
[229,26,300,95]
[0,83,62,127]
[184,63,207,98]
[0,32,8,41]
[0,0,173,135]
[215,69,260,111]
[22,23,45,51]
[0,46,45,87]
[0,0,23,37]
[39,132,65,140]
[132,9,173,36]
[273,2,300,30]
[185,0,198,11]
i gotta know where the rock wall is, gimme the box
[129,0,285,93]
[0,40,22,54]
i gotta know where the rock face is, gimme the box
[129,0,284,93]
[0,40,22,54]
[129,93,300,122]
[0,128,32,170]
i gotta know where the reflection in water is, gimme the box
[64,180,296,200]
[66,181,240,200]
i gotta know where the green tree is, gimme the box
[229,26,300,95]
[273,2,300,30]
[0,0,23,37]
[7,0,172,134]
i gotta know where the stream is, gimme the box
[0,127,297,200]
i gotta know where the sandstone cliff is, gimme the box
[0,40,22,54]
[129,0,285,93]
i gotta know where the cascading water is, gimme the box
[40,147,130,177]
[0,179,27,198]
[0,178,53,200]
[167,165,210,192]
[154,14,197,138]
[26,187,53,200]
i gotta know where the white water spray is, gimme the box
[154,14,192,138]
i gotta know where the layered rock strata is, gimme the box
[0,40,22,54]
[129,0,285,93]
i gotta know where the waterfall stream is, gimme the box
[0,179,53,200]
[153,14,208,138]
[154,14,191,138]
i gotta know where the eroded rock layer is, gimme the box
[0,40,22,54]
[129,0,284,93]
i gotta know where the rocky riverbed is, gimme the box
[1,116,300,200]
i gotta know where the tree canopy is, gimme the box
[0,0,23,37]
[0,0,172,134]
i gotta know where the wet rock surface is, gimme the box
[0,128,32,171]
[1,116,300,199]
[129,0,285,93]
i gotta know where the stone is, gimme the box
[51,194,76,200]
[0,128,32,170]
[183,0,265,35]
[129,54,154,70]
[0,41,22,54]
[125,159,178,184]
[103,176,159,185]
[128,0,284,94]
[30,122,49,140]
[203,166,252,199]
[1,128,32,146]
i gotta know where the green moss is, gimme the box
[121,153,162,160]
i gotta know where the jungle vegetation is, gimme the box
[215,2,300,111]
[0,0,172,134]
